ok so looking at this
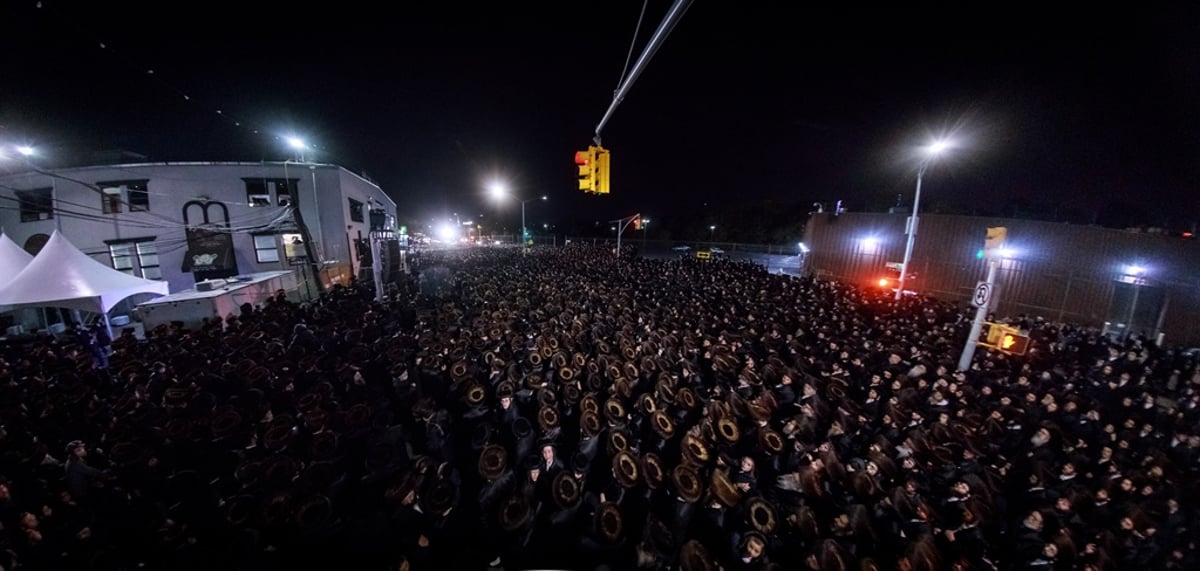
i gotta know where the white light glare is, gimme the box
[998,247,1018,259]
[798,242,810,253]
[926,139,952,156]
[1125,264,1147,276]
[15,146,35,156]
[860,237,879,248]
[285,137,307,150]
[436,223,458,241]
[488,181,508,199]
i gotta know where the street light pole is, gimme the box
[896,162,926,301]
[895,140,952,301]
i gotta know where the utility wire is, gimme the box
[616,0,651,90]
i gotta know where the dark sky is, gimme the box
[3,1,1199,232]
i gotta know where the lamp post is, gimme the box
[642,218,650,248]
[489,182,546,246]
[896,140,953,301]
[709,225,716,242]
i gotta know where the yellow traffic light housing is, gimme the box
[575,149,596,192]
[594,146,610,195]
[575,145,610,195]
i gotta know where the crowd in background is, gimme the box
[0,244,1195,570]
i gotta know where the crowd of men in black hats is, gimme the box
[0,243,1196,570]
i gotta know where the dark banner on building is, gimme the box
[183,225,238,279]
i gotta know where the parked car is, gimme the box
[671,244,691,252]
[709,246,725,254]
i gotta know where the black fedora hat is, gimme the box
[745,496,778,534]
[512,417,533,440]
[496,380,515,399]
[211,410,243,439]
[651,411,676,439]
[552,471,581,508]
[499,493,532,531]
[642,452,665,489]
[672,464,703,503]
[596,502,624,543]
[613,451,640,488]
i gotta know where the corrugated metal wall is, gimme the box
[803,213,1200,345]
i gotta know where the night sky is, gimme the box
[3,1,1198,236]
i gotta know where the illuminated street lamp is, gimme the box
[15,145,35,157]
[489,181,547,246]
[709,225,716,241]
[896,138,955,300]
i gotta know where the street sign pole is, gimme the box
[958,258,998,371]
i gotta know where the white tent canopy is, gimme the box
[0,231,168,314]
[0,234,34,289]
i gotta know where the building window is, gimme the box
[254,234,280,263]
[243,178,297,207]
[97,180,150,213]
[109,243,135,274]
[107,237,161,279]
[245,180,271,207]
[276,180,295,207]
[349,198,364,222]
[137,242,161,279]
[101,186,122,214]
[15,188,53,222]
[128,182,150,211]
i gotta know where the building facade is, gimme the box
[803,212,1200,345]
[0,162,396,296]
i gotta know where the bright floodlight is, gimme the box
[436,223,458,241]
[1126,264,1147,276]
[540,195,548,201]
[860,237,879,248]
[709,225,716,230]
[926,139,952,156]
[998,247,1018,259]
[15,145,35,157]
[488,181,508,199]
[286,136,307,150]
[798,242,810,253]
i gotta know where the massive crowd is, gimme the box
[0,244,1196,570]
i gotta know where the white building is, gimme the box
[0,161,396,297]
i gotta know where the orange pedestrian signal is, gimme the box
[999,332,1030,355]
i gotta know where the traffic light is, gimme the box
[575,149,596,192]
[1000,331,1031,355]
[594,146,610,195]
[575,145,611,195]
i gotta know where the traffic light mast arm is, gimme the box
[594,0,694,145]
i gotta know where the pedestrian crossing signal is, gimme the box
[1000,332,1030,355]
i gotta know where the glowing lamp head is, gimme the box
[878,278,890,288]
[998,247,1018,259]
[436,223,458,241]
[285,136,307,150]
[925,139,952,156]
[488,182,508,199]
[15,145,35,157]
[1125,264,1147,276]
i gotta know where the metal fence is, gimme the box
[804,212,1200,345]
